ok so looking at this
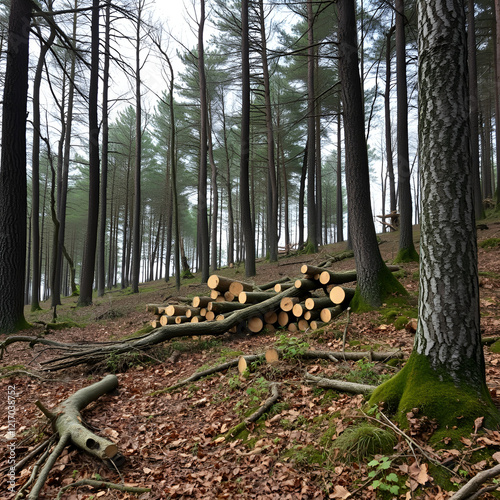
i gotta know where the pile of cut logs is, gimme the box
[146,262,368,335]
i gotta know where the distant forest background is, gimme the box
[0,0,497,308]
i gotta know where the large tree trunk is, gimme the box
[370,0,499,432]
[336,110,344,242]
[495,0,500,207]
[0,0,31,332]
[394,0,418,263]
[78,0,100,306]
[337,0,403,309]
[240,0,256,277]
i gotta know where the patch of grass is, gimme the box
[343,359,392,386]
[479,238,500,249]
[333,424,397,462]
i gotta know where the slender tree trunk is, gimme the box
[384,25,396,218]
[78,0,100,306]
[306,0,317,252]
[131,0,143,294]
[98,1,111,297]
[197,0,210,282]
[467,0,485,220]
[395,0,418,262]
[495,0,500,207]
[298,141,307,250]
[337,0,403,308]
[240,0,256,277]
[32,21,55,310]
[0,0,31,332]
[336,109,344,243]
[258,0,278,262]
[208,109,219,272]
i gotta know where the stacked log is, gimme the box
[145,264,371,334]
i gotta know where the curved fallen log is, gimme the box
[24,375,123,499]
[304,372,375,395]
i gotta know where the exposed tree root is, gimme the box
[225,382,280,439]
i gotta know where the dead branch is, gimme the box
[225,382,280,439]
[448,463,500,500]
[304,372,375,395]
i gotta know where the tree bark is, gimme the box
[0,0,31,332]
[370,0,500,431]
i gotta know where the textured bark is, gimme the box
[0,0,31,332]
[337,0,400,308]
[370,1,499,432]
[416,1,483,383]
[495,0,500,207]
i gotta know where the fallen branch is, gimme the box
[304,372,375,395]
[24,375,122,499]
[56,479,151,500]
[225,382,280,439]
[449,463,500,500]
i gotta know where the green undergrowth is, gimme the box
[478,238,500,249]
[378,294,418,330]
[393,245,419,264]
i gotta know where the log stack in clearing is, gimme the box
[145,260,378,334]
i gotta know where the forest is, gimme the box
[1,0,500,498]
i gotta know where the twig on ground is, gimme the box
[342,307,351,360]
[449,463,500,500]
[55,479,150,500]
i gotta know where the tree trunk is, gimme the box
[337,0,404,309]
[78,0,100,306]
[240,0,256,277]
[384,24,396,219]
[98,1,111,297]
[131,0,143,294]
[394,0,418,263]
[370,0,499,432]
[0,0,31,332]
[258,0,278,263]
[197,0,210,283]
[336,110,344,242]
[495,0,500,207]
[467,0,485,220]
[306,0,317,252]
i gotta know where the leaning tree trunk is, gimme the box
[337,0,404,309]
[0,0,31,332]
[370,0,500,433]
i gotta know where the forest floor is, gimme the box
[2,219,500,500]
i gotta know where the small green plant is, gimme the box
[93,473,102,481]
[275,334,309,359]
[479,238,500,249]
[367,456,400,495]
[344,359,392,386]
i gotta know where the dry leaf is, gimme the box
[474,416,484,433]
[493,451,500,463]
[330,485,351,498]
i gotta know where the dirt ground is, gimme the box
[1,222,500,499]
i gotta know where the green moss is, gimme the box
[490,340,500,354]
[281,444,325,467]
[369,352,500,443]
[302,241,317,255]
[393,245,419,264]
[350,265,408,312]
